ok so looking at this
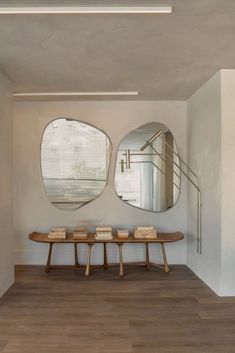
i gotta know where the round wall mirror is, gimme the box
[41,118,111,211]
[114,122,181,212]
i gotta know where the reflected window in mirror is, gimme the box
[114,122,180,212]
[41,118,111,211]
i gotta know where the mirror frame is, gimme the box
[113,122,181,213]
[40,117,112,211]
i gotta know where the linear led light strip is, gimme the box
[13,92,139,97]
[0,7,172,14]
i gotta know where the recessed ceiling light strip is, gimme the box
[0,6,172,14]
[13,91,139,97]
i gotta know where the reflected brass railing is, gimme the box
[120,130,202,254]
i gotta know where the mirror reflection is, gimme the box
[114,122,181,212]
[41,118,111,211]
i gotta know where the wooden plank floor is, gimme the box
[1,265,235,353]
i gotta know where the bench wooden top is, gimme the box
[29,231,184,244]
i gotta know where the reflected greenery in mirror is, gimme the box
[41,118,111,211]
[114,122,181,212]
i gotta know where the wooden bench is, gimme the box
[29,232,184,277]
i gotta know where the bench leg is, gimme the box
[103,243,108,270]
[161,243,169,273]
[145,243,150,270]
[117,243,124,277]
[85,244,93,277]
[45,242,53,273]
[74,243,80,268]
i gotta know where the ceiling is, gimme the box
[0,0,235,100]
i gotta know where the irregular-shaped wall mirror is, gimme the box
[41,118,111,211]
[114,122,181,212]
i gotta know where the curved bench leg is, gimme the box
[85,244,93,277]
[117,243,124,277]
[74,243,80,268]
[46,242,53,273]
[103,243,108,270]
[161,243,169,273]
[145,243,150,270]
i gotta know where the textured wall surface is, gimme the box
[0,71,13,296]
[220,70,235,295]
[13,100,187,266]
[187,71,222,294]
